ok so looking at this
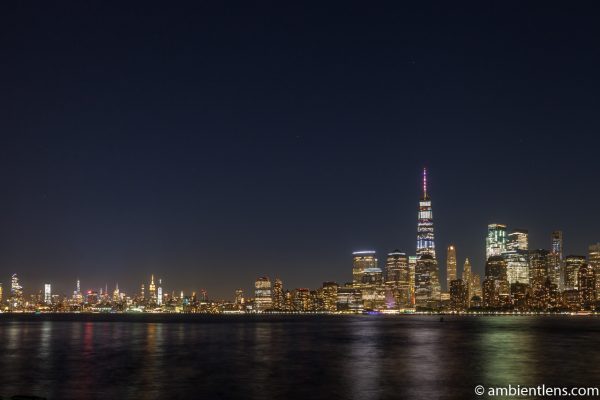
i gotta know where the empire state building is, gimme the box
[416,168,436,259]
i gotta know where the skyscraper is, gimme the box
[588,243,600,300]
[415,254,440,308]
[385,251,410,308]
[149,275,157,304]
[550,231,563,288]
[272,278,284,310]
[417,168,436,259]
[254,277,272,312]
[44,284,52,305]
[564,255,587,290]
[446,245,457,292]
[157,279,163,306]
[486,224,507,259]
[352,251,377,286]
[10,273,23,310]
[504,229,530,284]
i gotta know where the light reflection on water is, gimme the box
[0,316,600,399]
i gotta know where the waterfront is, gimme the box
[0,315,599,399]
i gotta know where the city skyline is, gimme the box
[2,167,599,304]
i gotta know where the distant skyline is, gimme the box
[1,2,599,298]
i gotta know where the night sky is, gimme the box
[1,2,599,299]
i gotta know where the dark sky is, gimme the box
[1,2,599,299]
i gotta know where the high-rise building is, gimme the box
[504,229,529,284]
[449,279,468,311]
[588,243,600,300]
[471,273,482,299]
[463,258,472,304]
[10,273,23,310]
[415,254,441,308]
[485,256,508,281]
[149,275,157,304]
[44,284,52,305]
[578,264,596,310]
[0,283,3,305]
[352,251,377,286]
[417,168,436,259]
[409,256,417,306]
[157,279,163,306]
[254,277,272,312]
[321,282,338,312]
[140,283,145,300]
[529,249,550,290]
[549,231,563,288]
[234,289,244,306]
[359,266,385,310]
[564,255,587,290]
[272,278,284,310]
[385,251,410,308]
[486,224,507,259]
[446,245,457,292]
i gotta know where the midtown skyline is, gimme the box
[1,3,599,299]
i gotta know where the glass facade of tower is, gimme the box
[486,224,507,260]
[588,243,600,300]
[564,255,586,290]
[504,229,530,284]
[254,277,272,312]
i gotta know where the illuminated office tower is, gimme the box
[504,229,530,284]
[73,278,83,304]
[529,249,550,289]
[157,279,163,306]
[149,275,157,304]
[272,278,284,310]
[408,256,417,306]
[486,224,507,259]
[564,255,587,290]
[578,264,596,310]
[446,245,457,292]
[385,251,410,308]
[360,265,385,310]
[449,279,468,311]
[254,277,272,312]
[417,168,436,259]
[235,289,244,306]
[588,243,600,299]
[415,254,441,308]
[463,258,472,301]
[485,256,508,281]
[0,283,3,304]
[322,282,338,312]
[10,273,23,310]
[352,251,377,286]
[471,273,482,299]
[550,231,563,288]
[44,284,52,305]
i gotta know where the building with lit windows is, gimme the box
[529,249,550,308]
[463,258,472,307]
[589,243,600,300]
[550,231,563,288]
[564,255,587,290]
[254,277,272,312]
[352,251,377,287]
[504,229,529,284]
[578,264,596,310]
[417,168,436,259]
[485,256,507,281]
[415,254,440,308]
[10,273,23,310]
[486,224,507,259]
[44,284,52,305]
[446,245,457,292]
[385,251,410,308]
[449,279,468,311]
[321,282,338,312]
[272,278,284,310]
[336,285,363,312]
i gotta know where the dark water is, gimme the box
[1,315,599,399]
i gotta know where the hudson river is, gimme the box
[1,315,599,399]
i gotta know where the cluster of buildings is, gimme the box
[2,169,599,314]
[250,169,600,313]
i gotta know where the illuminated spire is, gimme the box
[423,167,428,199]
